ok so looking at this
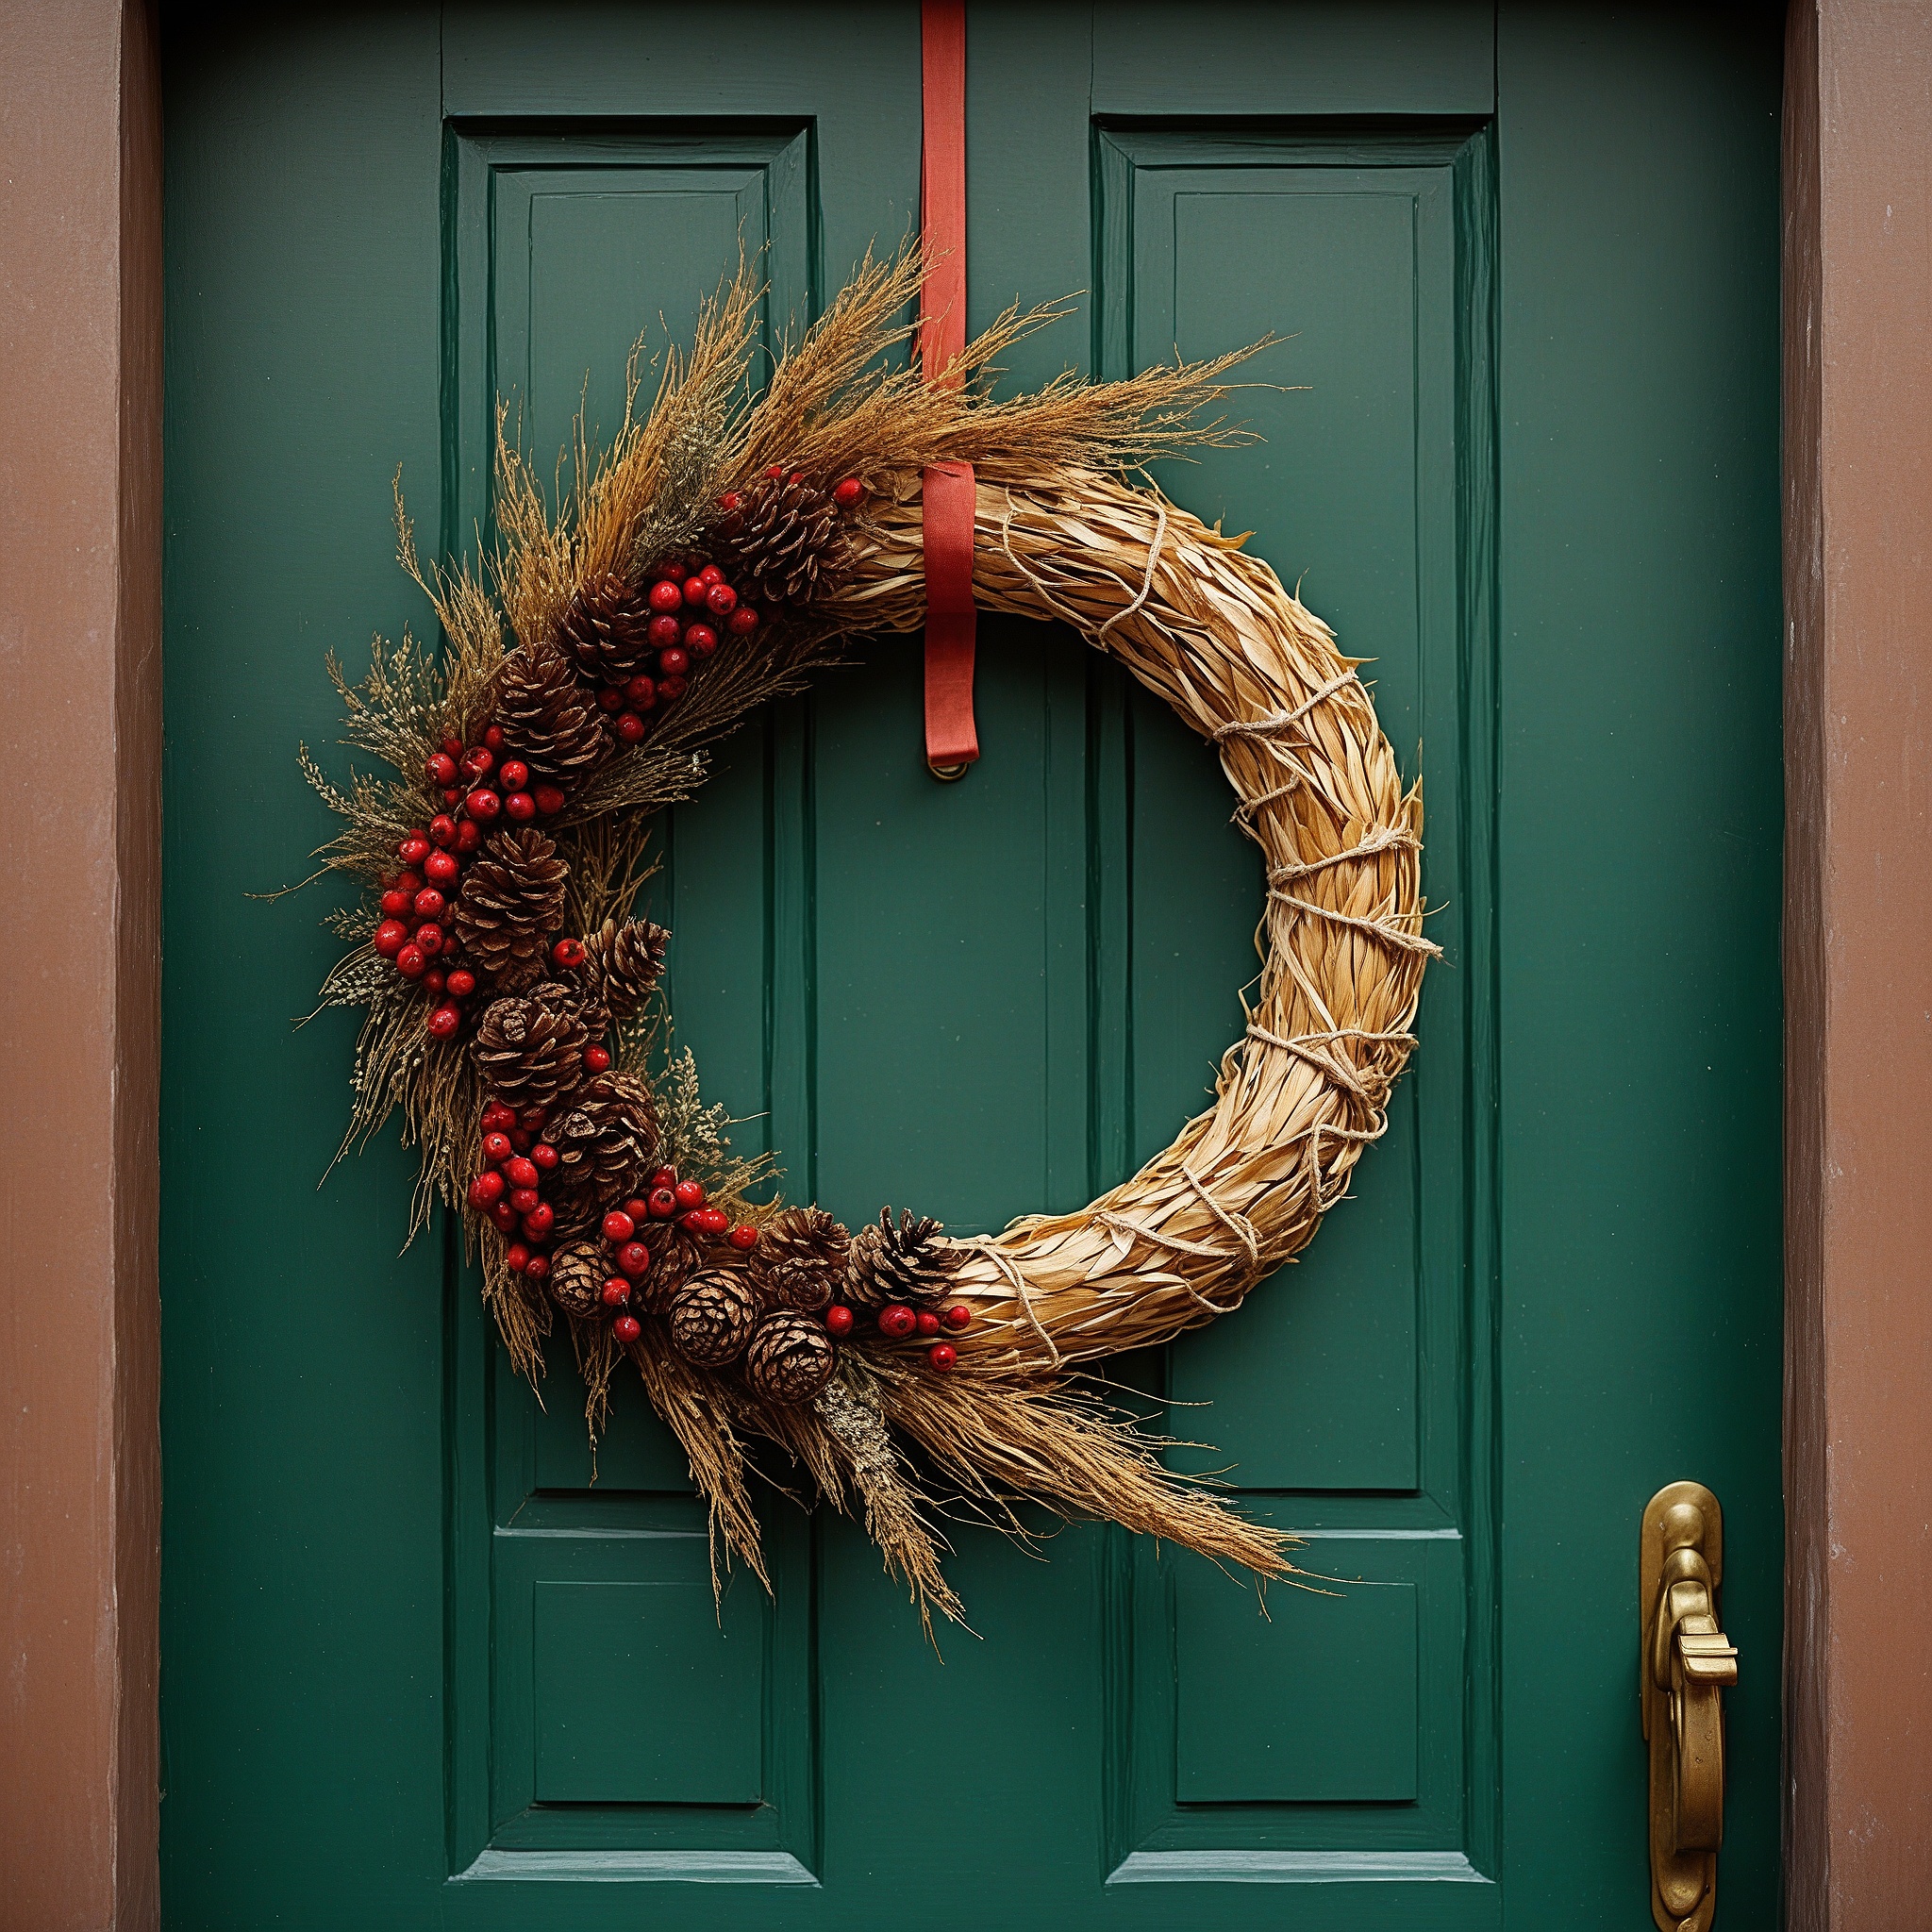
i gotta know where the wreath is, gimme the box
[303,252,1436,1626]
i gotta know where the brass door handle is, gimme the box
[1641,1482,1740,1932]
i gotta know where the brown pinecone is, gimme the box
[493,639,608,782]
[580,916,670,1025]
[743,1310,836,1404]
[749,1206,849,1312]
[474,989,589,1111]
[846,1207,965,1310]
[548,1071,658,1206]
[449,827,568,991]
[558,572,653,687]
[636,1223,705,1314]
[710,471,841,606]
[545,1241,604,1318]
[666,1270,758,1367]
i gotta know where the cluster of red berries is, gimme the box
[824,1297,971,1373]
[465,1098,563,1281]
[373,727,575,1037]
[592,1171,760,1343]
[594,560,753,743]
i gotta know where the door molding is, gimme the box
[2,3,1926,1924]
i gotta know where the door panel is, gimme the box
[160,6,1783,1928]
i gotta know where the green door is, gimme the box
[160,6,1782,1926]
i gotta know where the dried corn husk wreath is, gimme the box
[302,250,1435,1628]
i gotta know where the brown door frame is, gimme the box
[0,3,1924,1925]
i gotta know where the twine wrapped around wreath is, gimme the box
[828,467,1432,1369]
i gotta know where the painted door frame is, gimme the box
[1,3,1924,1924]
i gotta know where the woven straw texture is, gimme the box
[830,463,1435,1372]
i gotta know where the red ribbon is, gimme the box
[919,0,978,775]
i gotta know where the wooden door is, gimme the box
[159,6,1783,1926]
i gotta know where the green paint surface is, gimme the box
[160,7,1783,1926]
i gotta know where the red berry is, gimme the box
[678,1209,707,1233]
[651,1169,676,1190]
[442,789,460,809]
[584,1044,612,1074]
[647,612,681,649]
[647,1187,677,1219]
[481,1131,512,1164]
[464,788,501,822]
[519,1107,548,1133]
[674,1178,706,1209]
[508,1128,532,1153]
[824,1304,856,1337]
[504,1156,538,1191]
[525,1254,551,1283]
[425,968,447,993]
[523,1202,555,1238]
[413,923,444,958]
[395,944,426,978]
[446,969,476,999]
[615,711,646,744]
[426,1002,462,1040]
[727,1224,758,1251]
[483,724,504,751]
[624,1198,651,1222]
[941,1303,973,1331]
[497,758,529,791]
[787,471,804,485]
[425,849,460,885]
[717,491,741,511]
[427,751,458,786]
[833,476,863,508]
[682,623,717,656]
[454,820,482,853]
[481,1100,515,1130]
[398,834,431,867]
[504,791,536,822]
[612,1314,642,1344]
[617,1241,651,1277]
[551,938,586,969]
[726,606,758,638]
[380,887,411,917]
[505,1241,530,1273]
[441,735,464,758]
[682,575,708,606]
[468,1171,505,1207]
[412,887,445,920]
[700,1207,729,1235]
[699,564,724,587]
[532,784,566,816]
[374,918,408,958]
[658,674,687,703]
[927,1342,958,1373]
[648,578,683,613]
[460,745,494,779]
[877,1304,917,1340]
[596,685,626,712]
[658,646,690,677]
[529,1143,558,1174]
[491,1200,519,1233]
[508,1187,540,1214]
[915,1308,941,1337]
[765,465,784,479]
[428,815,457,848]
[601,1278,630,1307]
[706,581,738,616]
[603,1210,637,1244]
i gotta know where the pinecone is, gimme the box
[711,471,841,606]
[743,1310,836,1404]
[749,1206,849,1312]
[666,1270,758,1367]
[558,572,653,686]
[846,1207,965,1310]
[449,827,568,991]
[580,916,670,1025]
[548,1071,658,1205]
[545,1241,604,1318]
[493,640,608,782]
[637,1223,705,1314]
[474,989,590,1111]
